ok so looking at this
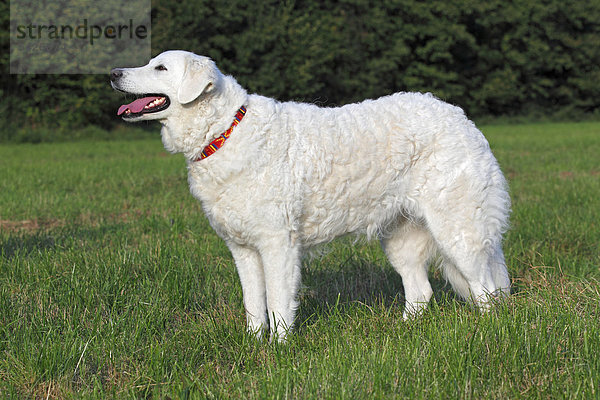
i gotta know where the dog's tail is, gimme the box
[439,247,510,302]
[439,258,471,301]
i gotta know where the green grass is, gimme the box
[1,122,599,399]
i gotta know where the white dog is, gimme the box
[110,50,511,341]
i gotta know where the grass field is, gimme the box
[1,122,599,398]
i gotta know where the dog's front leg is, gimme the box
[228,242,268,338]
[258,237,302,342]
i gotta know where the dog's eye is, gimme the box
[155,65,167,71]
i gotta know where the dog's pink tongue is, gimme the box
[117,96,161,115]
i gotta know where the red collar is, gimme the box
[196,106,247,161]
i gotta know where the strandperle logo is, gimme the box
[14,19,148,46]
[10,0,151,74]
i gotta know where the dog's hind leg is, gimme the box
[228,242,269,338]
[381,221,436,319]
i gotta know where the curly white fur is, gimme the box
[111,50,511,341]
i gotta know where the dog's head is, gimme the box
[110,50,222,122]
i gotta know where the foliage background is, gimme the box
[1,0,600,142]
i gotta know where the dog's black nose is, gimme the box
[110,68,123,82]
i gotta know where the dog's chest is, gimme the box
[187,173,252,244]
[187,164,295,245]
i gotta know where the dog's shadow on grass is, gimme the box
[0,233,58,260]
[295,253,456,330]
[0,224,128,260]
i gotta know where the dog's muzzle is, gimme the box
[110,68,124,83]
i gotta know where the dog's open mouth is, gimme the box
[117,94,170,118]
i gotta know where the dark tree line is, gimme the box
[1,0,599,141]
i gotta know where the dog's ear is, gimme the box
[177,56,221,104]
